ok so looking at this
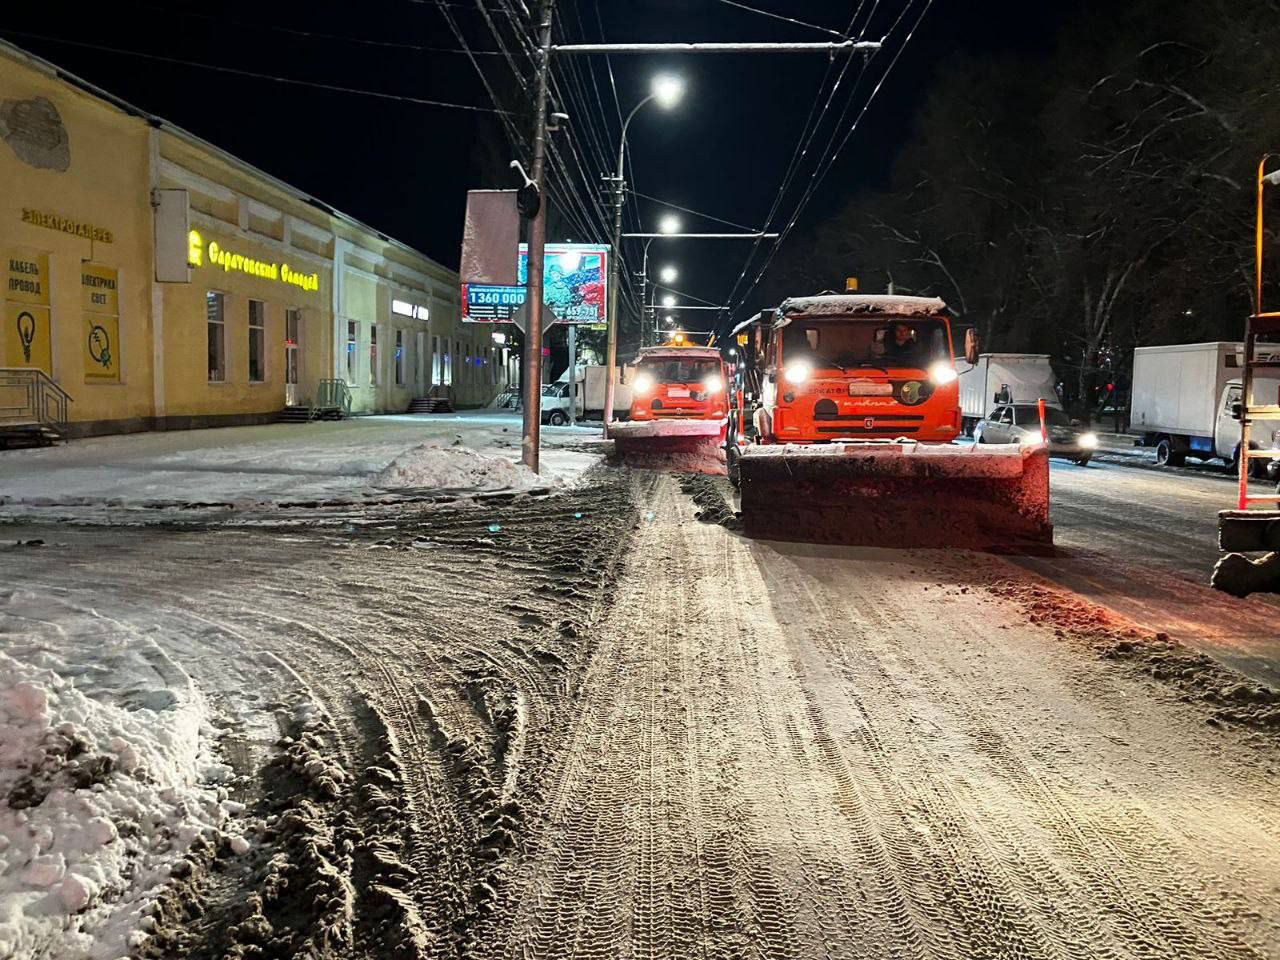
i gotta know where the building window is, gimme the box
[346,321,357,382]
[431,335,441,385]
[370,325,379,385]
[207,292,226,382]
[394,330,405,386]
[443,341,453,386]
[248,299,266,382]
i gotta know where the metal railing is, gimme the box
[310,379,352,420]
[0,367,72,437]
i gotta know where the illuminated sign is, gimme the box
[392,299,429,320]
[22,208,113,244]
[461,283,525,323]
[517,243,609,326]
[187,231,320,293]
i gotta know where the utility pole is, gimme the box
[521,0,555,472]
[602,155,626,436]
[566,321,577,427]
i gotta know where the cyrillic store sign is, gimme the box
[187,231,319,293]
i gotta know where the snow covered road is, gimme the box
[2,450,1279,959]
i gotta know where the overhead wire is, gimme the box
[0,30,512,114]
[711,0,849,39]
[724,0,936,322]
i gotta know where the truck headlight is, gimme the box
[703,374,724,393]
[928,362,958,386]
[783,360,812,384]
[633,372,654,395]
[1078,432,1098,449]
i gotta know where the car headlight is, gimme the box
[1078,432,1098,449]
[928,361,958,386]
[633,372,654,395]
[783,360,812,384]
[703,374,724,393]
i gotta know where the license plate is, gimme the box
[849,380,893,396]
[668,388,690,398]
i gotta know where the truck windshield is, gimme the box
[781,317,949,371]
[639,358,719,384]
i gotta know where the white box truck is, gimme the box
[958,354,1060,436]
[1130,341,1280,471]
[542,364,635,423]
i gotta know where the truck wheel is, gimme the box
[1075,455,1092,467]
[548,410,567,427]
[1155,439,1185,468]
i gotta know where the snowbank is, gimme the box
[0,590,238,960]
[372,441,543,493]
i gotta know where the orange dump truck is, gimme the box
[729,294,1053,550]
[608,344,731,474]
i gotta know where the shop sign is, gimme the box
[5,250,50,306]
[82,264,120,383]
[21,208,113,244]
[4,302,52,375]
[81,263,119,315]
[3,248,52,374]
[187,231,320,293]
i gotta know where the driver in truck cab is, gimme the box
[881,322,924,366]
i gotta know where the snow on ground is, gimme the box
[0,589,242,960]
[0,412,604,522]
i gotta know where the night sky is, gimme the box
[3,1,1079,329]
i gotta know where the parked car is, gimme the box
[974,403,1099,465]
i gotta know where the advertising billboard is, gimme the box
[518,243,609,326]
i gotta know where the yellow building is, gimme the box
[0,40,510,438]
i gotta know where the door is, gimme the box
[285,309,301,406]
[984,406,1010,442]
[1217,384,1243,459]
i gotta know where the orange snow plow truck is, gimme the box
[609,343,731,474]
[728,294,1053,550]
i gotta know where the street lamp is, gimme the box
[662,294,676,308]
[659,265,679,284]
[604,75,687,432]
[659,214,681,235]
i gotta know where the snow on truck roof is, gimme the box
[779,294,949,320]
[637,346,721,360]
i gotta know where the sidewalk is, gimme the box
[0,412,605,521]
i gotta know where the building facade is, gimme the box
[0,40,509,437]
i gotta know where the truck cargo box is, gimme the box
[1130,342,1240,438]
[958,354,1059,426]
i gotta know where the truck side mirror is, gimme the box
[1231,401,1244,421]
[964,328,980,366]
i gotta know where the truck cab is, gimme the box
[743,295,973,445]
[629,346,729,423]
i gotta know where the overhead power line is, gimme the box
[1,32,512,113]
[711,0,849,39]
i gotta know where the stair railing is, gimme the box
[0,367,72,436]
[310,379,352,420]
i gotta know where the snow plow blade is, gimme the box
[738,442,1052,551]
[609,419,727,475]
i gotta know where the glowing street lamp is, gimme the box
[651,74,686,110]
[662,294,676,308]
[659,214,681,235]
[659,265,678,284]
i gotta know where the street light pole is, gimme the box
[521,0,555,472]
[603,94,656,436]
[603,78,684,434]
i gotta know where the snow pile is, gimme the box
[373,440,543,493]
[0,590,238,960]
